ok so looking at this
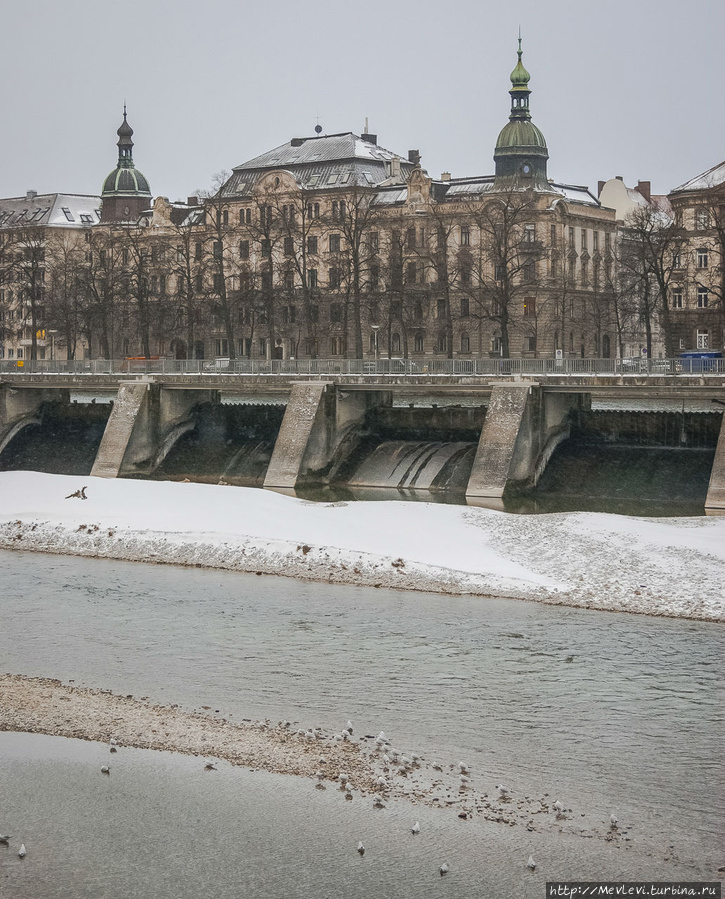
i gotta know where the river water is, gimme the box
[0,549,722,897]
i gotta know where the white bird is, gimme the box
[459,761,470,774]
[375,776,387,788]
[346,720,354,734]
[554,800,565,813]
[109,737,118,746]
[0,834,10,844]
[382,754,390,765]
[412,821,420,834]
[204,762,217,770]
[338,773,349,784]
[101,765,110,775]
[18,844,26,858]
[439,863,449,876]
[527,855,536,870]
[357,842,365,855]
[610,813,618,828]
[497,784,509,797]
[373,795,386,809]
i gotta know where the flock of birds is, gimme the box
[1,721,623,878]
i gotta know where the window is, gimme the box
[436,333,447,353]
[308,269,318,289]
[332,201,338,220]
[339,200,345,221]
[282,304,296,323]
[460,297,469,318]
[261,272,272,291]
[284,271,295,290]
[329,234,341,253]
[329,268,341,290]
[550,224,557,246]
[605,232,611,253]
[523,297,536,317]
[696,209,710,230]
[671,287,683,309]
[222,210,229,226]
[406,227,416,249]
[213,241,222,259]
[414,301,423,320]
[309,304,319,323]
[239,240,249,260]
[460,265,471,286]
[672,251,681,268]
[159,274,166,295]
[392,333,401,354]
[195,242,202,261]
[522,260,535,283]
[495,263,505,281]
[307,236,318,255]
[460,332,470,353]
[306,203,320,219]
[697,248,708,268]
[215,339,228,356]
[283,236,294,256]
[581,229,588,251]
[414,332,424,353]
[213,273,223,293]
[524,224,535,244]
[196,274,203,292]
[260,205,272,227]
[569,227,575,246]
[369,231,379,252]
[369,265,379,291]
[697,329,709,349]
[526,336,536,352]
[437,298,446,319]
[406,262,417,284]
[460,226,470,246]
[331,335,345,355]
[697,287,709,308]
[593,231,599,253]
[391,301,402,320]
[580,259,589,285]
[61,207,74,222]
[261,239,272,257]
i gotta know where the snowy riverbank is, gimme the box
[0,471,723,621]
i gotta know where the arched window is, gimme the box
[391,332,401,354]
[436,333,447,353]
[460,332,470,353]
[414,332,424,354]
[602,334,611,358]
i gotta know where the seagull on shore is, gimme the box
[0,834,10,844]
[412,821,421,834]
[459,761,470,774]
[554,800,565,813]
[497,784,509,798]
[346,720,354,735]
[610,813,618,828]
[205,762,218,771]
[18,844,26,858]
[101,765,110,775]
[357,842,365,855]
[439,863,449,876]
[527,855,536,870]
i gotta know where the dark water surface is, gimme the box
[0,550,722,896]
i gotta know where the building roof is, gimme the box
[222,132,414,197]
[0,193,102,229]
[670,160,725,195]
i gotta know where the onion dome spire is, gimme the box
[116,104,135,166]
[100,105,152,223]
[493,34,549,188]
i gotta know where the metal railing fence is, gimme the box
[1,356,723,377]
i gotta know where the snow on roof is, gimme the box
[671,160,725,194]
[232,133,409,172]
[0,193,102,229]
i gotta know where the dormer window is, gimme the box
[61,207,74,222]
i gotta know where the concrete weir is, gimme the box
[466,383,579,501]
[705,413,725,512]
[91,382,217,478]
[0,384,69,455]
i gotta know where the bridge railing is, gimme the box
[1,357,723,376]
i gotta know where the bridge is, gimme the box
[2,358,724,512]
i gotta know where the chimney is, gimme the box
[441,172,451,182]
[408,149,421,166]
[635,180,651,202]
[290,137,305,147]
[26,190,38,201]
[361,132,377,145]
[615,175,624,181]
[597,180,605,196]
[187,196,198,206]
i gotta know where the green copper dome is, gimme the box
[495,119,547,151]
[102,166,151,196]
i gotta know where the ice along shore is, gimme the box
[0,471,723,622]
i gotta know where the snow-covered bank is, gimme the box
[1,471,723,621]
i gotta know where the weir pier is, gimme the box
[1,360,724,512]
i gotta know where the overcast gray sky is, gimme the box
[2,0,723,202]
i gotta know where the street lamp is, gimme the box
[371,324,380,371]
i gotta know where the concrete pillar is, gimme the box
[91,382,151,478]
[705,413,725,513]
[264,382,333,488]
[91,383,218,478]
[466,383,538,499]
[0,386,68,455]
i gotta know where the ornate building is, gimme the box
[100,108,152,224]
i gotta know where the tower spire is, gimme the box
[509,33,532,120]
[116,105,135,167]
